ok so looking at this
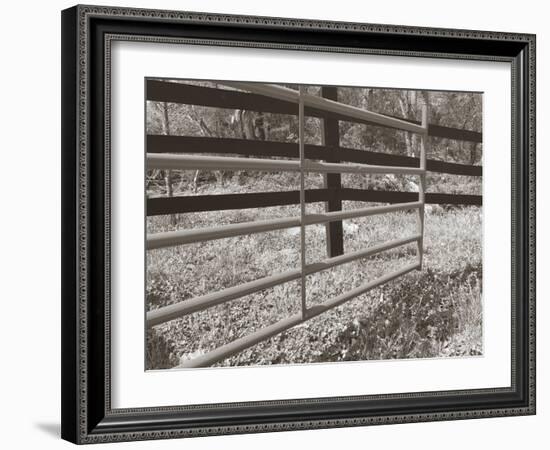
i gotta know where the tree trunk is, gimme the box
[470,142,478,165]
[398,94,415,158]
[241,110,256,140]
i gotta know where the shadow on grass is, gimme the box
[315,262,482,363]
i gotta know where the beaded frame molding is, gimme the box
[61,4,536,444]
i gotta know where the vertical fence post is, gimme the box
[298,87,308,320]
[417,103,428,268]
[162,101,176,226]
[321,86,344,257]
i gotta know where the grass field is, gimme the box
[146,179,482,369]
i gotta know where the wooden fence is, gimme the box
[145,80,481,368]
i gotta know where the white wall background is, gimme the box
[0,0,545,448]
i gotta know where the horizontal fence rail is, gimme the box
[304,234,421,275]
[147,153,426,175]
[341,188,482,206]
[147,135,482,177]
[147,216,300,249]
[147,153,300,172]
[147,189,481,216]
[147,202,421,250]
[221,81,427,134]
[147,80,482,143]
[147,189,332,215]
[304,160,425,175]
[147,268,302,327]
[304,201,421,224]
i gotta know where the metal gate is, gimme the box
[146,82,428,368]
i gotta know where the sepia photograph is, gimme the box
[144,79,483,370]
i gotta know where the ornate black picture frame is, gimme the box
[61,4,536,444]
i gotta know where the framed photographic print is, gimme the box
[61,4,536,444]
